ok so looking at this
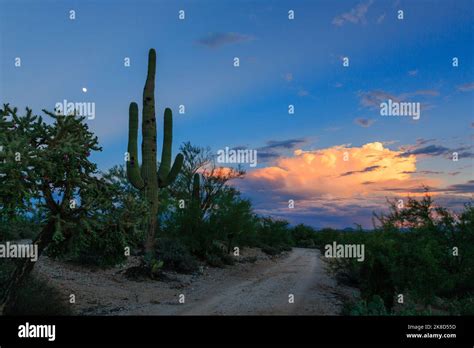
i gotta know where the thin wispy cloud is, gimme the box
[354,117,376,127]
[415,138,436,146]
[358,90,400,109]
[381,180,473,194]
[399,144,450,157]
[376,13,386,24]
[401,170,444,175]
[358,89,440,109]
[399,144,474,159]
[298,89,310,97]
[263,138,308,150]
[457,82,474,92]
[282,73,293,82]
[256,138,309,163]
[341,165,381,177]
[332,0,374,26]
[442,180,474,193]
[410,89,440,97]
[197,32,254,48]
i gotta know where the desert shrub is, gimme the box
[68,225,131,267]
[297,238,316,248]
[1,259,70,315]
[256,217,293,253]
[165,203,211,258]
[261,244,292,256]
[165,180,257,267]
[0,259,16,300]
[0,215,41,242]
[47,214,144,268]
[324,195,474,315]
[155,238,199,274]
[221,253,236,265]
[343,295,389,316]
[46,166,148,267]
[261,245,280,256]
[447,296,474,315]
[291,224,317,248]
[209,189,259,253]
[6,276,72,315]
[312,228,341,249]
[202,242,235,267]
[344,293,436,316]
[204,253,225,268]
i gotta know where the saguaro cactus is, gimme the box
[192,173,200,204]
[127,48,184,254]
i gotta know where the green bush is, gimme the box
[202,243,235,267]
[256,217,293,253]
[445,295,474,315]
[155,238,199,274]
[0,259,16,300]
[1,260,71,316]
[261,245,280,256]
[204,253,225,268]
[46,165,149,268]
[324,196,474,315]
[5,275,73,315]
[70,225,130,267]
[344,295,389,316]
[0,216,41,242]
[291,224,317,248]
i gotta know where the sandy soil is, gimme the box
[33,248,358,315]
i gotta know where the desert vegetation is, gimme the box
[1,49,472,316]
[291,195,474,315]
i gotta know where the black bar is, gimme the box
[0,316,472,345]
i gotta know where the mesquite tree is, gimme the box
[167,143,246,255]
[0,104,107,314]
[126,48,184,255]
[171,141,245,218]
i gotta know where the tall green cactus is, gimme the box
[192,173,200,204]
[127,48,184,254]
[187,173,202,251]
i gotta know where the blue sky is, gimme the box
[1,0,473,228]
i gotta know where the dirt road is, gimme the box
[34,248,357,315]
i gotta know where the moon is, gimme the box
[82,87,87,93]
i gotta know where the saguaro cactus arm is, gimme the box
[127,102,144,189]
[158,108,184,187]
[158,108,173,181]
[158,153,184,188]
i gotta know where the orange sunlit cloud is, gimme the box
[247,142,441,200]
[199,166,235,178]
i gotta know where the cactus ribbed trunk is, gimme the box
[141,49,159,254]
[127,49,184,256]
